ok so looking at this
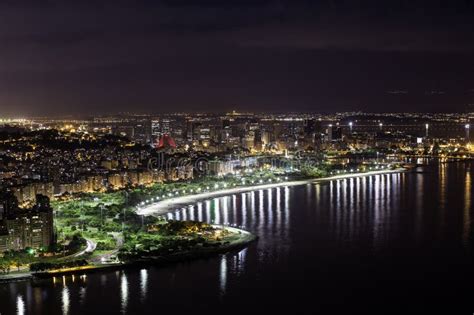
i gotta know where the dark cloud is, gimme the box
[0,0,473,116]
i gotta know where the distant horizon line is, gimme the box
[0,110,472,120]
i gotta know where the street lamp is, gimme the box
[466,124,470,142]
[425,123,429,138]
[349,121,353,132]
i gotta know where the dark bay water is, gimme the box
[2,161,473,314]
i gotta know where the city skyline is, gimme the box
[1,109,474,120]
[1,2,474,314]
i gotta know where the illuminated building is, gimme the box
[0,194,54,253]
[155,134,177,150]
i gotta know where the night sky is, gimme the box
[1,0,474,116]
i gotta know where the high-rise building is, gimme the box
[0,192,18,220]
[254,129,263,151]
[327,125,342,142]
[151,120,161,138]
[0,194,54,252]
[304,118,317,136]
[134,119,152,144]
[161,119,171,135]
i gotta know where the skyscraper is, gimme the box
[0,194,54,252]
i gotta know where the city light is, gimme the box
[0,2,472,312]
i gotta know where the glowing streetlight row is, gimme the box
[137,163,396,211]
[137,176,290,208]
[328,164,389,176]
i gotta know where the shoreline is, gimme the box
[0,226,256,283]
[0,168,407,284]
[137,168,408,217]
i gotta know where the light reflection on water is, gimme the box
[79,287,86,305]
[16,295,25,315]
[162,185,293,250]
[62,286,70,315]
[4,164,474,314]
[120,273,128,314]
[464,170,472,246]
[219,255,227,295]
[140,269,148,301]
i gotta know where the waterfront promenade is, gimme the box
[137,168,407,216]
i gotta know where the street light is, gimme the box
[466,124,470,142]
